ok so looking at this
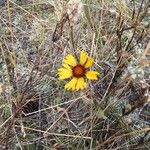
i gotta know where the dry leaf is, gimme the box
[139,57,149,68]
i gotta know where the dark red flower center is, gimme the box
[72,64,86,78]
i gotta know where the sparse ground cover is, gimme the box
[0,0,150,149]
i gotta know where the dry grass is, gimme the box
[0,0,150,149]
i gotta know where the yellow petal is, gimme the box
[63,54,77,66]
[58,68,72,80]
[65,78,78,90]
[63,63,71,70]
[76,78,86,90]
[84,57,94,68]
[80,50,88,65]
[85,71,99,80]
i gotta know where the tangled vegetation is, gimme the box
[0,0,150,149]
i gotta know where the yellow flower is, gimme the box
[58,50,99,91]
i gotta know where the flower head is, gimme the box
[58,50,99,91]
